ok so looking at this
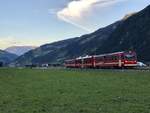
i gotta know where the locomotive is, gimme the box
[65,51,138,68]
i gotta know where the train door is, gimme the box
[81,58,84,68]
[118,54,122,67]
[92,56,96,68]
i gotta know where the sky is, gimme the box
[0,0,150,49]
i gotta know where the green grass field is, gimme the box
[0,68,150,113]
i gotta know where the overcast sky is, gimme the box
[0,0,150,49]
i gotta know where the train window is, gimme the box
[103,56,106,61]
[88,58,92,63]
[106,56,112,61]
[112,56,115,60]
[113,56,118,60]
[104,55,118,61]
[105,56,109,61]
[76,59,82,64]
[121,55,124,60]
[125,54,136,61]
[84,58,90,63]
[111,56,113,60]
[66,60,74,64]
[69,60,74,64]
[96,57,103,62]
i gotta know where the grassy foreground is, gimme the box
[0,68,150,113]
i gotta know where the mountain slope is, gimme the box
[14,21,121,65]
[5,46,37,56]
[0,50,18,64]
[15,5,150,65]
[96,5,150,62]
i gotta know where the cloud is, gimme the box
[0,36,50,50]
[0,37,18,49]
[57,0,126,32]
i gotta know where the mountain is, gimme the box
[122,12,137,20]
[0,50,18,64]
[95,5,150,62]
[15,5,150,65]
[5,46,37,56]
[14,21,121,65]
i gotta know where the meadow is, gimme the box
[0,68,150,113]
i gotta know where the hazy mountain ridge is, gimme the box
[14,5,150,65]
[5,46,37,56]
[0,50,18,64]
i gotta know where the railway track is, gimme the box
[134,67,150,71]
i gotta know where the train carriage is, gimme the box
[65,59,76,68]
[65,51,137,68]
[94,51,137,68]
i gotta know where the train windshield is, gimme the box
[125,54,136,61]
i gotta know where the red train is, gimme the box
[65,51,138,68]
